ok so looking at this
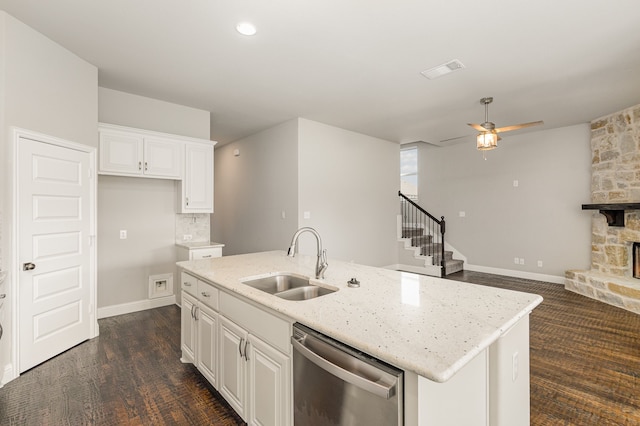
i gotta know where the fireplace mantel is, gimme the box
[582,203,640,227]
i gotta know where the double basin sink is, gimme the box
[242,273,337,301]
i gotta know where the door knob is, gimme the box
[23,262,36,271]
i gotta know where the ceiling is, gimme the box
[2,0,640,146]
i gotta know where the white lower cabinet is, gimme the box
[180,291,197,363]
[181,271,292,426]
[197,304,218,387]
[247,333,290,426]
[219,315,291,426]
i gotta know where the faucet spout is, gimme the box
[287,227,329,279]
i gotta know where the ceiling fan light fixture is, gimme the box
[476,131,498,150]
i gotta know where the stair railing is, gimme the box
[398,191,447,277]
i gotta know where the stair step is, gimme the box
[443,259,464,275]
[402,227,424,238]
[410,235,433,245]
[419,243,442,256]
[431,251,454,262]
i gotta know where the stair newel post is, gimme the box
[440,216,446,277]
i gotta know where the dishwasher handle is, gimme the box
[291,334,397,399]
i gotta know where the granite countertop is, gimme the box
[175,241,225,249]
[177,250,542,383]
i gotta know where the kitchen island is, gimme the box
[178,251,542,425]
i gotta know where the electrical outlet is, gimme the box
[119,230,127,239]
[512,352,519,381]
[513,180,519,187]
[514,257,519,265]
[519,258,525,265]
[304,211,311,219]
[537,260,543,267]
[183,234,193,241]
[459,211,466,217]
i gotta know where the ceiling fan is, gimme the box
[469,97,543,151]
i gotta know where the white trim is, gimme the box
[9,127,98,384]
[384,263,442,277]
[97,295,177,319]
[464,264,565,285]
[0,364,14,388]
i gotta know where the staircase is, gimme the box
[397,192,464,277]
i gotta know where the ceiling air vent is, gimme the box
[420,59,465,80]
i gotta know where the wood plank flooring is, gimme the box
[0,271,638,425]
[0,306,244,426]
[448,270,640,426]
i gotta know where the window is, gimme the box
[400,146,418,200]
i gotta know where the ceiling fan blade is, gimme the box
[467,123,487,131]
[495,121,544,133]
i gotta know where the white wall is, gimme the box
[97,88,211,310]
[211,119,299,254]
[0,11,98,384]
[420,124,592,278]
[297,119,399,266]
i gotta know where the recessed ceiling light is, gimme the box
[420,59,465,80]
[236,22,257,36]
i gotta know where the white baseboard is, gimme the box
[1,363,15,387]
[97,295,177,319]
[464,264,565,285]
[384,263,442,277]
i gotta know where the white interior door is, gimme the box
[18,136,92,372]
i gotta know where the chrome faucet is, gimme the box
[287,227,328,279]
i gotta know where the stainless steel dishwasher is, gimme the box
[291,323,403,425]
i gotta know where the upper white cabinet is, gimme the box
[98,124,183,179]
[179,142,214,213]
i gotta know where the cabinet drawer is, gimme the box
[220,292,291,355]
[181,272,198,296]
[191,247,222,260]
[197,280,219,310]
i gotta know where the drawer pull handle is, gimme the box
[201,255,212,258]
[201,292,210,298]
[138,161,142,170]
[144,161,148,171]
[239,337,245,358]
[184,282,192,286]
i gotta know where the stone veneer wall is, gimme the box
[566,103,640,314]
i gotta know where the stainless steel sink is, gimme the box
[242,273,337,301]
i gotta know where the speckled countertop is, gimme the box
[177,251,542,383]
[175,241,225,249]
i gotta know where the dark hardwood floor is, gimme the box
[1,271,638,425]
[448,270,640,426]
[0,305,244,426]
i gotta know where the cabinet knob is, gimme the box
[186,197,190,207]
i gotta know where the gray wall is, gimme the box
[97,87,211,309]
[212,118,399,267]
[0,11,98,383]
[420,124,592,278]
[297,119,399,266]
[211,119,299,254]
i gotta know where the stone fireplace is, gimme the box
[565,103,640,315]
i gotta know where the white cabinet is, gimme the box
[247,334,291,426]
[197,303,218,387]
[99,124,183,179]
[179,142,214,213]
[180,291,197,363]
[180,273,220,389]
[218,315,291,426]
[219,316,248,418]
[176,243,224,261]
[180,270,292,426]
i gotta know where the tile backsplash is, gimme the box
[175,214,210,243]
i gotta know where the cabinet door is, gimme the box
[219,316,248,419]
[197,304,218,388]
[143,137,182,179]
[247,335,291,426]
[99,130,143,175]
[180,142,214,213]
[181,291,198,363]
